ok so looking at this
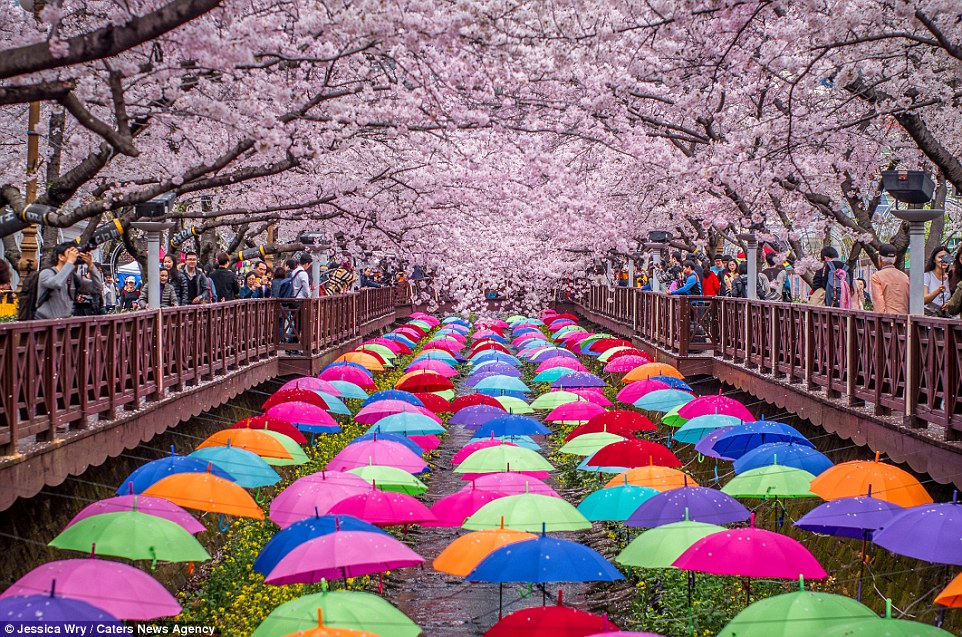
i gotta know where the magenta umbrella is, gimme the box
[546,402,607,423]
[270,472,370,528]
[368,338,405,354]
[318,366,376,390]
[265,402,338,427]
[615,380,672,404]
[677,394,754,421]
[65,495,204,535]
[586,633,665,637]
[427,338,463,353]
[604,356,652,374]
[565,389,613,407]
[1,559,181,619]
[407,360,458,378]
[536,357,586,373]
[471,473,561,498]
[326,440,428,474]
[264,530,424,584]
[452,440,519,466]
[355,401,442,425]
[409,435,440,451]
[280,377,342,395]
[327,486,437,526]
[460,471,550,482]
[424,485,510,527]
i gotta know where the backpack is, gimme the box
[825,262,853,308]
[276,276,295,299]
[16,267,56,321]
[759,269,787,301]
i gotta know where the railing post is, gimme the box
[679,298,690,356]
[845,314,858,405]
[154,309,165,401]
[2,331,18,455]
[904,316,922,428]
[770,305,778,374]
[804,308,815,390]
[743,301,751,367]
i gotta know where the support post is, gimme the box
[907,221,926,316]
[17,101,41,279]
[130,222,174,309]
[311,259,321,298]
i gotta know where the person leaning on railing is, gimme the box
[869,244,909,315]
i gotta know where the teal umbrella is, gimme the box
[532,368,578,383]
[189,446,281,488]
[674,414,742,444]
[367,412,446,436]
[327,380,369,400]
[634,389,695,412]
[578,484,660,522]
[317,391,351,415]
[475,376,531,394]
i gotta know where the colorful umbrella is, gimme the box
[721,464,817,499]
[367,412,446,436]
[350,432,422,455]
[279,377,341,395]
[567,412,656,440]
[615,380,672,404]
[672,414,741,444]
[618,515,725,569]
[452,440,519,465]
[872,497,962,565]
[190,445,282,488]
[694,426,737,460]
[425,485,510,527]
[485,605,618,637]
[144,470,264,519]
[545,402,606,424]
[464,493,590,532]
[270,472,370,528]
[552,373,607,389]
[326,380,370,399]
[604,356,651,373]
[450,405,509,429]
[734,442,833,476]
[716,587,875,637]
[468,532,623,583]
[633,389,694,412]
[822,599,954,637]
[627,486,750,527]
[197,429,294,461]
[585,440,681,470]
[278,609,379,636]
[536,357,586,372]
[327,486,437,526]
[533,367,580,383]
[266,402,340,433]
[454,445,554,475]
[319,366,377,390]
[65,494,204,535]
[346,464,428,495]
[936,571,962,608]
[396,370,454,392]
[560,432,628,456]
[577,483,659,522]
[356,401,441,425]
[496,396,535,414]
[251,589,420,637]
[605,466,696,491]
[475,376,531,394]
[254,514,389,575]
[433,521,535,576]
[474,415,551,438]
[623,363,683,382]
[0,594,119,623]
[471,473,561,498]
[412,392,452,413]
[234,415,309,443]
[117,449,235,494]
[810,453,933,508]
[673,394,754,423]
[326,439,427,474]
[335,352,385,371]
[452,394,507,412]
[362,390,424,407]
[708,420,814,460]
[795,495,904,540]
[567,389,614,407]
[263,388,331,411]
[530,391,586,411]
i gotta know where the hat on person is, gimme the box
[879,244,897,258]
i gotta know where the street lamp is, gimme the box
[644,230,672,293]
[881,170,944,315]
[132,194,177,309]
[299,233,331,298]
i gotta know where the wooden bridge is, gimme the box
[560,286,962,491]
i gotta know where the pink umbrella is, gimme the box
[423,485,510,527]
[452,440,519,466]
[1,559,181,619]
[327,486,437,526]
[319,366,376,390]
[427,338,463,352]
[395,328,424,342]
[410,312,439,326]
[536,357,586,373]
[616,380,672,404]
[265,402,338,428]
[280,377,341,395]
[604,356,652,374]
[471,473,561,498]
[545,402,607,423]
[409,435,440,451]
[264,530,424,584]
[356,401,442,425]
[565,389,613,407]
[673,515,827,580]
[587,633,665,637]
[460,471,551,481]
[677,394,754,421]
[407,360,458,378]
[269,472,370,528]
[326,440,427,474]
[65,495,204,535]
[366,338,405,354]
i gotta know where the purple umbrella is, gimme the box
[795,495,904,540]
[872,496,962,565]
[0,593,119,622]
[552,373,607,389]
[65,495,204,535]
[694,426,737,460]
[0,559,181,619]
[531,349,578,363]
[449,405,508,430]
[471,362,523,378]
[625,486,750,527]
[270,472,370,528]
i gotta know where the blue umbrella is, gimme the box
[362,390,424,408]
[673,414,742,444]
[0,594,119,622]
[633,389,694,413]
[533,368,579,383]
[414,350,458,364]
[382,333,417,349]
[626,486,750,527]
[189,446,281,488]
[326,380,369,400]
[348,432,423,456]
[486,435,541,450]
[253,514,389,575]
[694,426,737,460]
[708,420,813,460]
[449,405,509,429]
[650,376,693,391]
[471,351,521,366]
[734,442,833,476]
[473,415,551,438]
[467,532,623,583]
[442,317,470,325]
[464,371,513,387]
[117,446,235,494]
[474,333,508,345]
[477,388,529,399]
[316,391,351,416]
[323,361,373,377]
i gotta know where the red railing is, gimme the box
[0,287,399,456]
[575,286,962,441]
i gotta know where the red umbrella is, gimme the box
[472,341,510,355]
[589,338,633,353]
[413,392,452,413]
[452,394,506,412]
[586,440,681,468]
[603,348,649,362]
[233,416,307,444]
[396,371,454,392]
[319,367,376,390]
[566,412,656,441]
[485,604,618,637]
[262,388,331,411]
[554,313,578,322]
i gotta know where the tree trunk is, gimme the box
[924,179,948,258]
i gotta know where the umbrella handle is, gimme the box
[254,488,267,505]
[218,514,230,532]
[518,583,533,599]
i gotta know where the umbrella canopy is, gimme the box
[264,530,424,584]
[1,558,181,619]
[452,394,507,412]
[615,379,672,404]
[694,426,737,460]
[465,493,590,532]
[280,377,341,395]
[474,415,551,438]
[822,601,954,637]
[277,610,379,637]
[672,414,742,444]
[795,495,904,540]
[674,394,755,422]
[485,606,618,637]
[396,370,454,392]
[259,430,310,466]
[425,485,510,527]
[265,402,340,433]
[471,473,561,498]
[475,375,531,394]
[566,389,613,407]
[721,464,818,499]
[473,362,524,377]
[335,352,385,371]
[450,405,508,429]
[49,510,210,563]
[536,357,586,372]
[577,484,659,522]
[65,495,204,535]
[326,439,427,474]
[560,432,628,456]
[585,440,681,469]
[234,415,309,443]
[319,367,377,390]
[117,450,235,494]
[251,590,420,637]
[143,471,264,519]
[452,440,519,465]
[618,516,725,569]
[326,380,370,400]
[673,516,828,579]
[735,442,834,476]
[707,420,813,460]
[533,367,580,383]
[633,389,694,413]
[716,589,876,637]
[362,390,425,408]
[936,571,962,608]
[552,373,607,389]
[495,396,534,414]
[626,486,750,527]
[545,402,606,423]
[455,444,554,475]
[190,446,281,488]
[356,401,441,425]
[270,472,370,528]
[327,487,437,526]
[530,391,586,411]
[412,392,452,413]
[468,533,623,583]
[349,432,423,456]
[568,412,656,440]
[346,465,428,495]
[623,363,683,382]
[0,594,119,623]
[872,499,962,565]
[367,412,446,436]
[605,466,696,491]
[254,514,389,575]
[197,429,294,461]
[604,356,651,373]
[433,523,535,576]
[263,388,331,411]
[810,454,933,508]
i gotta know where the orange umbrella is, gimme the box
[623,363,684,383]
[335,352,385,372]
[604,465,697,491]
[809,452,933,508]
[197,429,293,461]
[144,471,264,519]
[281,610,379,637]
[433,519,536,577]
[936,571,962,608]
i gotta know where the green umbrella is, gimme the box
[553,325,585,337]
[662,404,687,428]
[597,346,635,363]
[533,367,578,383]
[717,586,876,637]
[822,600,954,637]
[409,319,432,331]
[506,315,527,323]
[496,396,533,414]
[434,389,456,401]
[260,431,309,467]
[530,391,586,411]
[560,432,627,456]
[252,589,421,637]
[578,484,659,522]
[346,464,428,495]
[617,517,724,568]
[454,445,554,474]
[464,493,591,532]
[721,463,817,499]
[358,344,397,361]
[49,510,210,563]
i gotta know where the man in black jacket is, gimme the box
[209,251,240,302]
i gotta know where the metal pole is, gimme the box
[908,221,925,315]
[311,258,320,298]
[746,237,759,300]
[627,256,634,288]
[651,250,662,293]
[146,231,161,309]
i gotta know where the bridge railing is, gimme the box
[0,287,398,456]
[575,286,962,440]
